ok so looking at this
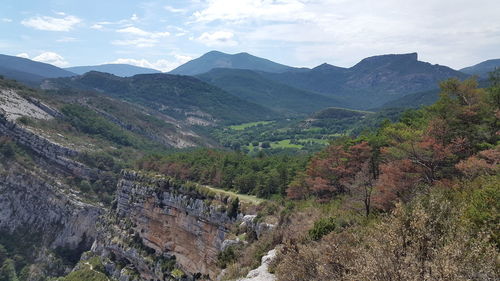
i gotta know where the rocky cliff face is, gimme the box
[92,171,235,280]
[0,164,102,248]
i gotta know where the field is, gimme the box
[229,121,274,130]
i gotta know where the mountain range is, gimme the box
[65,64,161,77]
[1,51,499,114]
[263,53,467,108]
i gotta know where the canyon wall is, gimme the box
[92,171,234,280]
[0,165,102,249]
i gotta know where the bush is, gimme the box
[308,217,336,241]
[217,246,237,269]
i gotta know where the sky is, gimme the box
[1,0,499,72]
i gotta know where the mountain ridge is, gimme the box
[263,52,468,109]
[65,63,161,77]
[460,58,500,78]
[0,54,76,85]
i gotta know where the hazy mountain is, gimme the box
[169,51,296,75]
[460,59,500,78]
[197,68,346,115]
[0,54,75,85]
[265,53,467,109]
[66,64,161,77]
[44,71,278,124]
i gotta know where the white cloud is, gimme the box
[193,0,312,23]
[32,52,69,67]
[197,31,237,47]
[16,53,30,59]
[1,18,12,23]
[117,26,169,38]
[57,37,77,42]
[164,5,186,13]
[117,26,170,38]
[109,55,192,72]
[21,14,81,31]
[114,26,171,48]
[112,38,158,48]
[131,14,139,21]
[90,24,103,30]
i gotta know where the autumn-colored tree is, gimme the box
[374,159,420,210]
[296,141,374,202]
[455,146,500,178]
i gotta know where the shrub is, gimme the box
[308,217,336,241]
[217,246,237,269]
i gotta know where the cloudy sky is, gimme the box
[1,0,499,71]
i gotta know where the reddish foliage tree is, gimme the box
[455,146,500,178]
[374,159,420,211]
[295,141,374,202]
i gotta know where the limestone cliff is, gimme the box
[92,171,236,280]
[0,163,102,248]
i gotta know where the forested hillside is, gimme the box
[44,71,278,125]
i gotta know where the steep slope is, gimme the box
[460,59,500,78]
[265,53,467,109]
[44,71,278,124]
[0,54,75,85]
[66,63,161,77]
[170,50,295,75]
[197,68,345,115]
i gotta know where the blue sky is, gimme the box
[1,0,499,71]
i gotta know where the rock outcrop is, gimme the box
[237,249,276,281]
[92,171,236,280]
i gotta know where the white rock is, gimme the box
[237,249,277,281]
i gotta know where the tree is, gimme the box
[301,141,373,202]
[286,172,309,200]
[348,161,376,216]
[0,259,18,281]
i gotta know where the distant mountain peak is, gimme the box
[312,63,346,72]
[203,50,226,56]
[353,52,418,69]
[169,51,295,75]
